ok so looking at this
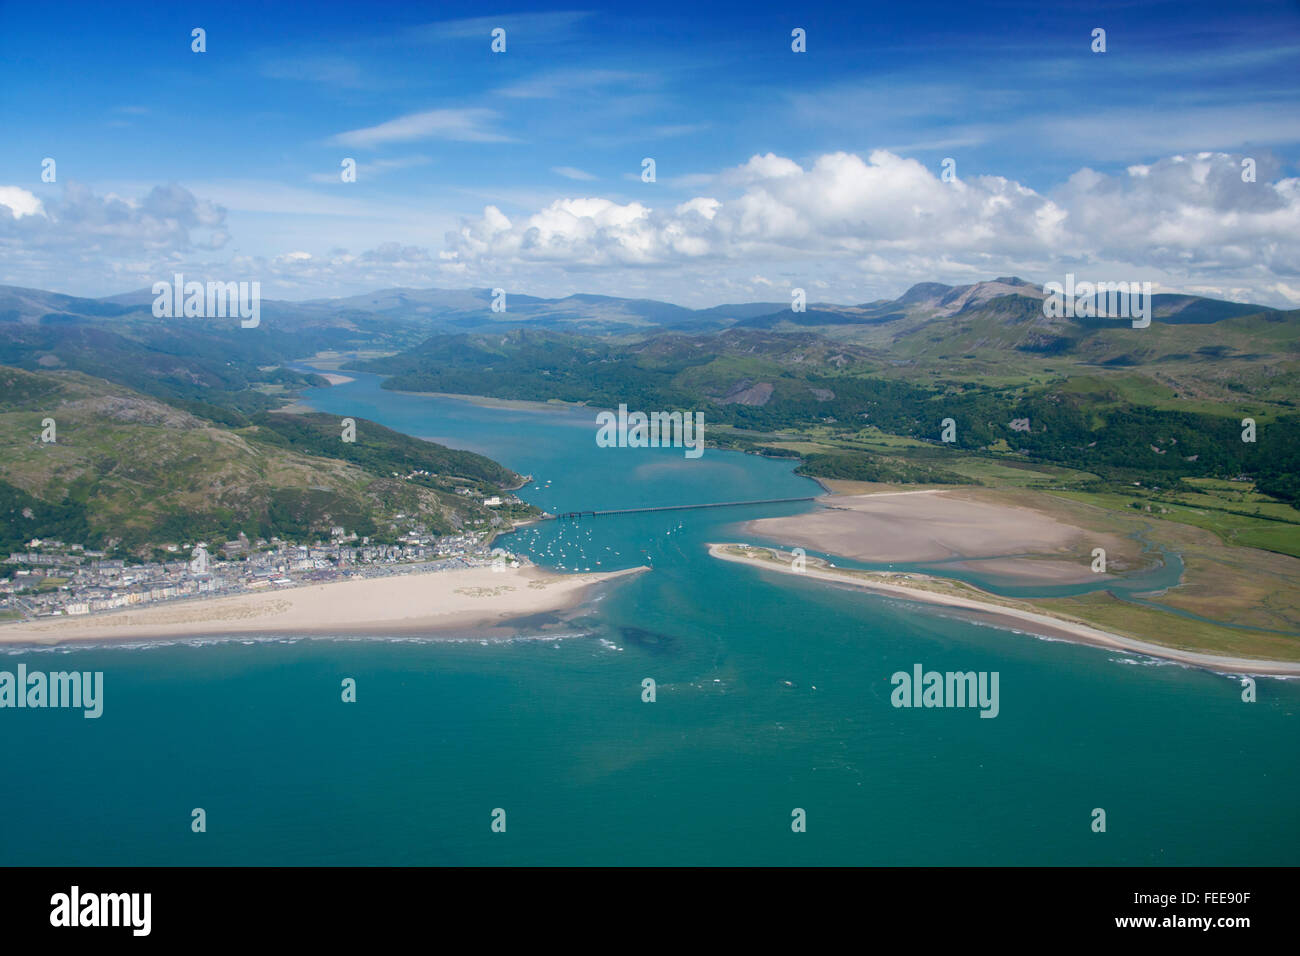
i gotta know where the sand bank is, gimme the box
[709,543,1300,676]
[395,389,589,413]
[743,487,1136,585]
[0,564,647,646]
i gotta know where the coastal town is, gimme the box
[0,525,523,623]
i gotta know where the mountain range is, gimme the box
[3,275,1280,338]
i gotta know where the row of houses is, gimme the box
[2,528,502,621]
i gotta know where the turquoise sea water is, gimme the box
[2,372,1296,866]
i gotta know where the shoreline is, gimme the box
[0,564,647,648]
[708,543,1300,676]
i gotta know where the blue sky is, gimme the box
[2,0,1299,306]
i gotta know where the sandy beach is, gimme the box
[396,389,589,413]
[742,487,1138,584]
[0,564,646,646]
[709,543,1300,676]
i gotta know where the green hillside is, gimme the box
[0,366,533,554]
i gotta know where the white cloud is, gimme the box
[407,11,591,42]
[0,183,227,253]
[0,183,234,295]
[444,150,1065,269]
[1268,282,1300,305]
[723,153,804,184]
[8,152,1299,308]
[497,69,645,99]
[1052,153,1300,276]
[0,187,45,219]
[437,149,1300,307]
[552,166,597,181]
[331,108,512,148]
[307,156,432,184]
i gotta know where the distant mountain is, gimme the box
[3,276,1281,341]
[695,301,790,320]
[734,277,1282,354]
[901,276,1042,316]
[1,278,1290,422]
[291,286,708,333]
[0,285,139,323]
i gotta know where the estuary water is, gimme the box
[2,371,1296,866]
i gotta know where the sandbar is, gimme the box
[742,487,1136,584]
[709,543,1300,676]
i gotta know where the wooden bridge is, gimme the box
[550,497,816,521]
